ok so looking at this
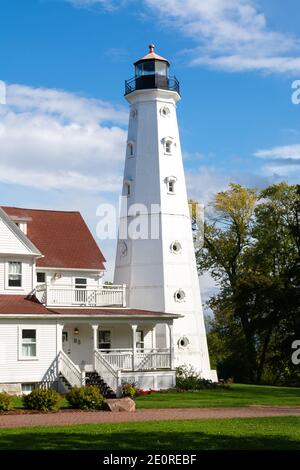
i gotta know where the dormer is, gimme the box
[9,215,32,235]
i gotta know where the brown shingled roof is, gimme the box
[0,295,179,318]
[1,207,105,270]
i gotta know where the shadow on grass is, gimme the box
[0,430,300,451]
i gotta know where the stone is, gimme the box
[103,397,136,412]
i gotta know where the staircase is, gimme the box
[85,371,116,398]
[58,372,72,392]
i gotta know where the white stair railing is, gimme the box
[94,349,121,394]
[58,350,82,387]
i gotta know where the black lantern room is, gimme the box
[125,44,180,95]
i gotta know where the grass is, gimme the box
[0,417,299,450]
[135,384,300,409]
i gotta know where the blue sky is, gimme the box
[0,0,300,283]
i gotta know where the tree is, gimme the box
[198,183,300,384]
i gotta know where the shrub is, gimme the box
[23,388,60,412]
[176,365,223,390]
[66,386,103,410]
[0,392,14,412]
[121,383,136,399]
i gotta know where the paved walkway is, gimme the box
[1,406,300,429]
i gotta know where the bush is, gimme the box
[23,388,60,412]
[0,392,14,411]
[66,386,103,410]
[121,383,136,399]
[176,365,223,391]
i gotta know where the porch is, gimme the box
[51,319,176,395]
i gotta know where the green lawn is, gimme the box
[0,417,299,450]
[135,384,300,409]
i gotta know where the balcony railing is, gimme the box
[35,284,126,308]
[125,75,180,95]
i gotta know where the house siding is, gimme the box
[0,319,57,384]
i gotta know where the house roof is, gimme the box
[1,207,106,270]
[0,295,180,319]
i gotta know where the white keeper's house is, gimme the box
[0,45,217,397]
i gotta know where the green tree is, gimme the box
[198,183,300,384]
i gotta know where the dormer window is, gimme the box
[127,141,134,157]
[14,221,27,234]
[162,137,175,155]
[165,176,177,194]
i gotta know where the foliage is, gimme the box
[22,388,60,412]
[175,365,220,390]
[121,383,136,399]
[198,183,300,385]
[66,386,103,410]
[135,388,155,397]
[0,392,14,411]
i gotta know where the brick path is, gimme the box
[1,406,300,429]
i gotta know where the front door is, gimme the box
[62,328,71,356]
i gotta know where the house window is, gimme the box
[75,278,87,303]
[136,330,144,351]
[21,383,36,394]
[37,272,45,283]
[21,329,37,358]
[8,262,22,287]
[99,331,111,350]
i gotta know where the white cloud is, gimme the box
[0,84,127,191]
[254,144,300,160]
[65,0,125,10]
[143,0,300,74]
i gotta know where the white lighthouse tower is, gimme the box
[114,45,217,381]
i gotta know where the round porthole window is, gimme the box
[160,105,170,117]
[170,241,182,254]
[178,337,189,348]
[174,289,186,302]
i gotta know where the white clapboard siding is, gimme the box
[0,218,34,255]
[43,271,102,287]
[0,320,57,383]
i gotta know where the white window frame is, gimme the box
[124,179,132,197]
[5,261,23,290]
[18,326,38,361]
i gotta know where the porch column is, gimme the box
[152,325,157,350]
[91,324,99,351]
[168,323,175,370]
[131,324,138,371]
[56,323,64,355]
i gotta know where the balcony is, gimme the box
[35,284,126,308]
[125,75,180,95]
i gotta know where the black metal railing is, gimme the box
[125,75,180,95]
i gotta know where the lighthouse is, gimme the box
[114,45,217,381]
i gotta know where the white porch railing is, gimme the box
[94,349,121,394]
[35,284,126,307]
[58,350,82,387]
[98,349,171,371]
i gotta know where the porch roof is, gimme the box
[0,295,181,319]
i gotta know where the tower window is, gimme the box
[170,241,182,254]
[127,141,134,157]
[165,176,177,194]
[124,181,131,197]
[174,289,186,302]
[165,141,172,154]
